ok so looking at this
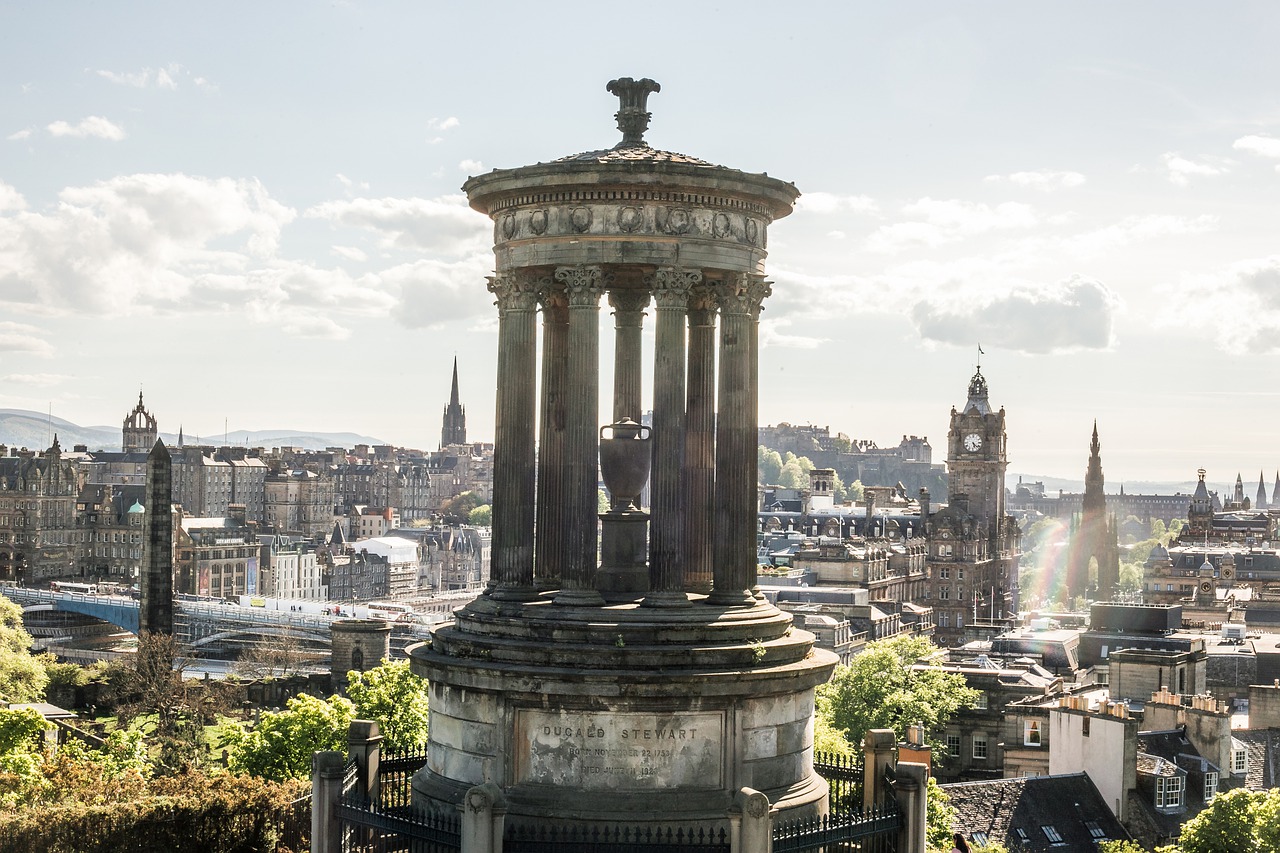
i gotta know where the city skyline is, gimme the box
[3,4,1280,482]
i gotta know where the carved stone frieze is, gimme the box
[617,206,642,232]
[530,209,549,235]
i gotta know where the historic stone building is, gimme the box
[925,367,1021,644]
[73,483,146,582]
[264,468,336,537]
[174,504,260,598]
[0,439,80,582]
[1066,423,1120,599]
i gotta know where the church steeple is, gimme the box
[1068,421,1118,599]
[441,357,467,449]
[123,390,158,452]
[1257,471,1269,511]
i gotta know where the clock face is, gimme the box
[964,433,983,452]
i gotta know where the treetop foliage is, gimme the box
[818,634,977,756]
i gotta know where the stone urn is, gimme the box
[598,419,651,511]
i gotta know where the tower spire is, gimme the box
[441,357,468,449]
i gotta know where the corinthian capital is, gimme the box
[536,276,567,311]
[608,288,650,317]
[487,272,539,313]
[652,266,703,309]
[715,273,771,315]
[555,265,603,306]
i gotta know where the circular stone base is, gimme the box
[408,593,837,832]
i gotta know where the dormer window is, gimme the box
[1232,747,1247,774]
[1204,771,1218,802]
[1155,776,1184,809]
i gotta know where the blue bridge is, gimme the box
[2,587,436,655]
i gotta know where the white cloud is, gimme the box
[383,255,497,331]
[336,173,370,191]
[458,159,484,173]
[1,372,68,386]
[0,322,54,356]
[429,116,460,131]
[1057,213,1217,256]
[796,192,879,215]
[305,194,488,256]
[910,276,1119,354]
[866,198,1038,253]
[1161,152,1229,186]
[47,116,125,141]
[0,173,295,314]
[0,182,26,212]
[759,317,827,349]
[1157,256,1280,354]
[985,170,1085,191]
[331,245,368,262]
[1233,134,1280,160]
[826,230,846,240]
[96,65,180,90]
[6,129,32,141]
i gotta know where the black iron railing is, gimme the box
[505,823,729,853]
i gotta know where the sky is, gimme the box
[1,3,1279,488]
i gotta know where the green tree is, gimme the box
[0,706,49,783]
[846,479,865,502]
[346,659,430,752]
[1150,518,1167,539]
[1098,842,1145,853]
[1252,787,1280,852]
[926,776,957,852]
[0,597,48,703]
[1177,787,1263,853]
[439,491,480,523]
[222,693,355,781]
[817,635,977,755]
[758,446,783,485]
[468,504,492,527]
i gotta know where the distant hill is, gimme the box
[1010,472,1201,497]
[0,409,385,453]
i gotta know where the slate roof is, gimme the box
[1234,728,1280,790]
[944,772,1129,851]
[554,145,715,166]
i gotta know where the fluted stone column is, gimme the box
[683,281,717,594]
[554,265,606,607]
[608,289,649,427]
[748,279,771,599]
[708,274,769,606]
[487,273,539,601]
[535,282,569,590]
[644,267,699,608]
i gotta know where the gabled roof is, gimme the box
[944,772,1129,851]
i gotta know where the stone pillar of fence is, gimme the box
[728,787,772,853]
[311,751,346,853]
[347,720,383,806]
[893,761,928,853]
[862,728,897,811]
[459,783,507,853]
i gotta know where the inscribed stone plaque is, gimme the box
[516,709,724,790]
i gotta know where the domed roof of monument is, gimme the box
[552,78,717,167]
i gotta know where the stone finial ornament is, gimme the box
[607,77,661,148]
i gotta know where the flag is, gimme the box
[978,343,984,355]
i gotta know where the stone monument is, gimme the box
[409,78,836,832]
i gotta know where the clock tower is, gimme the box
[946,366,1007,536]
